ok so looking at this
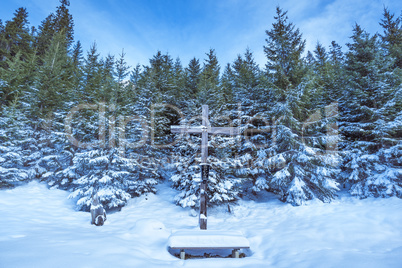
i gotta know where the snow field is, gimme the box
[0,181,401,267]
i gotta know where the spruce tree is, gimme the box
[264,6,305,100]
[341,24,402,198]
[249,7,340,205]
[183,57,201,116]
[35,30,73,116]
[380,7,402,69]
[35,0,74,61]
[0,101,38,188]
[114,49,130,106]
[53,0,74,48]
[1,7,33,63]
[185,57,201,96]
[82,43,102,103]
[35,14,56,60]
[198,49,225,111]
[70,40,84,101]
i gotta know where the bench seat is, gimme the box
[168,230,250,259]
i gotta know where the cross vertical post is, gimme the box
[200,105,209,230]
[170,105,239,230]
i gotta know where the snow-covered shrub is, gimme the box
[251,101,341,205]
[66,148,158,211]
[170,132,240,208]
[0,107,37,188]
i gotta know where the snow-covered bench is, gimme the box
[168,230,250,259]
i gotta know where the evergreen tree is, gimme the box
[171,57,186,106]
[35,30,73,116]
[251,92,340,205]
[0,7,33,63]
[185,57,201,96]
[97,54,116,103]
[198,49,225,111]
[71,40,83,67]
[183,57,201,116]
[0,19,6,62]
[70,40,84,100]
[53,0,74,48]
[82,43,102,102]
[114,49,131,106]
[220,63,235,104]
[232,48,261,103]
[327,41,345,102]
[264,6,305,100]
[0,102,38,188]
[35,14,55,60]
[66,148,157,211]
[380,7,402,69]
[341,24,402,198]
[35,0,74,61]
[0,48,37,106]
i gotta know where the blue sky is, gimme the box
[1,0,401,70]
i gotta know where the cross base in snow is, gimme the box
[168,230,250,259]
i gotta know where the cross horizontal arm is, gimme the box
[171,126,204,134]
[171,126,239,135]
[210,127,239,135]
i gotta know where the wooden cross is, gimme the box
[171,105,239,230]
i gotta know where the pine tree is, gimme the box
[71,41,83,67]
[264,6,306,100]
[0,48,37,106]
[185,57,201,96]
[53,0,74,48]
[0,7,33,63]
[35,14,56,60]
[198,49,225,112]
[35,0,74,61]
[0,19,6,62]
[171,57,186,106]
[35,30,73,116]
[97,54,116,103]
[327,41,345,102]
[341,23,402,198]
[66,148,157,211]
[70,40,83,100]
[380,7,402,69]
[247,7,341,205]
[183,57,201,116]
[232,48,261,103]
[81,43,102,102]
[0,102,37,188]
[114,49,130,106]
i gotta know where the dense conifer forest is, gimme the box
[1,0,401,210]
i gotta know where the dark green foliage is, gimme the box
[0,7,33,62]
[1,3,401,209]
[185,57,201,96]
[264,6,306,97]
[35,14,56,60]
[35,31,74,116]
[35,0,74,61]
[380,7,402,69]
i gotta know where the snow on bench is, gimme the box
[168,230,250,259]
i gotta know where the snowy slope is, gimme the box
[0,182,402,267]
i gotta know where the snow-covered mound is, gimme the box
[0,182,401,267]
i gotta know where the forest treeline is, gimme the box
[0,0,401,210]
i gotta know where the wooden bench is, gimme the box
[168,230,250,259]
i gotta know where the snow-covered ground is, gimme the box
[1,182,401,268]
